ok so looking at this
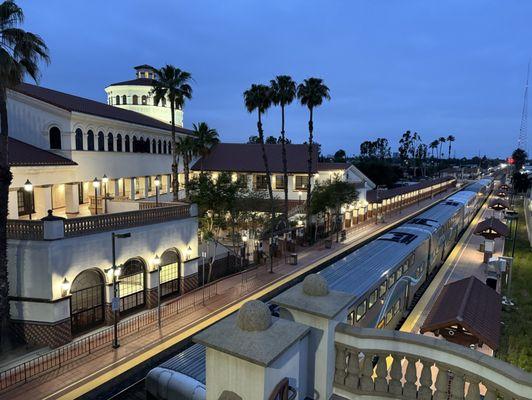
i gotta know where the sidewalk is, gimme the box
[0,189,455,400]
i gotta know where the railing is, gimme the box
[0,281,218,392]
[138,201,187,210]
[5,220,44,240]
[334,324,532,400]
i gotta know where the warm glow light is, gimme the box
[24,179,33,192]
[242,233,248,243]
[186,246,193,257]
[114,267,122,277]
[154,176,161,187]
[151,254,161,267]
[61,277,71,296]
[93,177,100,188]
[102,174,109,184]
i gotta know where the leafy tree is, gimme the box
[398,130,413,164]
[310,179,358,241]
[446,134,455,159]
[297,78,330,235]
[375,138,391,159]
[512,148,528,170]
[333,149,347,162]
[0,0,49,349]
[152,65,193,201]
[265,135,277,144]
[178,135,197,200]
[355,160,402,187]
[244,83,276,272]
[193,122,219,174]
[270,75,296,228]
[247,135,260,143]
[360,140,375,158]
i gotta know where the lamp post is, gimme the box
[61,277,71,297]
[154,175,160,207]
[111,231,130,349]
[241,233,248,285]
[152,254,161,328]
[201,251,207,304]
[186,245,192,261]
[24,179,33,220]
[102,175,109,214]
[93,177,100,215]
[298,190,302,204]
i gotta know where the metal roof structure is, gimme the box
[158,344,206,384]
[474,217,510,240]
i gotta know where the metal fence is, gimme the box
[0,281,218,392]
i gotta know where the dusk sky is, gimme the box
[18,1,532,158]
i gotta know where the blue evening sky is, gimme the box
[18,0,532,158]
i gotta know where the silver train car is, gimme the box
[319,177,493,330]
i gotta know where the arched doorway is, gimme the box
[160,249,181,298]
[119,258,146,313]
[49,127,61,149]
[70,269,105,334]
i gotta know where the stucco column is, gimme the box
[129,177,136,200]
[8,189,19,219]
[34,185,53,219]
[112,179,120,198]
[64,183,79,214]
[165,174,171,194]
[82,131,88,150]
[143,176,150,199]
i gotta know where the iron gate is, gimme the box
[70,283,105,334]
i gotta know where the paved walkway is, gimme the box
[0,189,456,400]
[400,191,504,355]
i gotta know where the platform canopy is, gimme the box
[495,188,509,197]
[489,198,509,211]
[420,276,501,350]
[474,217,510,240]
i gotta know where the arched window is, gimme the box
[119,258,146,312]
[125,135,130,152]
[107,132,114,151]
[70,269,105,334]
[87,130,94,151]
[97,131,105,151]
[122,95,127,105]
[152,139,156,153]
[115,95,120,105]
[163,141,167,154]
[158,139,162,154]
[141,95,147,105]
[161,98,166,107]
[49,127,61,149]
[132,95,138,105]
[160,250,180,297]
[116,134,122,152]
[75,128,83,150]
[132,136,138,152]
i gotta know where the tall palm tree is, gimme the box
[446,134,455,159]
[438,137,446,159]
[178,135,197,200]
[270,75,296,227]
[152,65,192,201]
[429,140,439,158]
[243,84,275,272]
[0,0,49,349]
[193,122,219,174]
[297,78,330,234]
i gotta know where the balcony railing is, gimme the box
[7,204,193,241]
[333,324,532,400]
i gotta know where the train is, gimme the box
[319,178,493,330]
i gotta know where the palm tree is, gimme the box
[438,137,446,159]
[243,84,275,272]
[297,78,330,234]
[429,140,439,158]
[193,122,219,174]
[152,65,192,201]
[270,75,296,228]
[178,135,197,200]
[0,0,49,349]
[447,134,455,159]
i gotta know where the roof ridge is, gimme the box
[456,276,476,321]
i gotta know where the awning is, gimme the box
[474,217,510,240]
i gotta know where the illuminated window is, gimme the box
[388,274,395,288]
[379,281,387,298]
[254,175,268,190]
[369,289,378,308]
[356,300,367,322]
[275,175,286,190]
[295,175,308,190]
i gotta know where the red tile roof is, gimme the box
[420,276,501,349]
[191,143,318,174]
[8,138,77,167]
[474,217,510,240]
[14,83,192,134]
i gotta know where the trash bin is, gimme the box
[479,242,485,252]
[289,253,298,265]
[325,238,333,249]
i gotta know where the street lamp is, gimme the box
[24,179,33,220]
[93,177,100,215]
[102,175,109,214]
[201,251,207,304]
[241,232,248,284]
[151,254,162,328]
[61,277,71,297]
[111,231,131,349]
[154,175,161,207]
[298,190,302,204]
[186,245,192,260]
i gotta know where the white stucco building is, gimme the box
[6,69,199,347]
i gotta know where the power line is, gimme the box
[517,60,530,154]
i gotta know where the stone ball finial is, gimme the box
[236,300,272,332]
[302,274,329,296]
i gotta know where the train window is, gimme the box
[369,290,378,308]
[347,311,355,325]
[388,274,395,288]
[379,282,387,298]
[386,309,393,325]
[356,300,367,322]
[402,263,408,274]
[409,254,415,266]
[393,299,401,315]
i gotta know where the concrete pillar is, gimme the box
[8,190,19,219]
[34,186,53,219]
[113,179,120,198]
[129,177,136,200]
[143,176,150,198]
[64,183,79,215]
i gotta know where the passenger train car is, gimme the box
[319,178,493,330]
